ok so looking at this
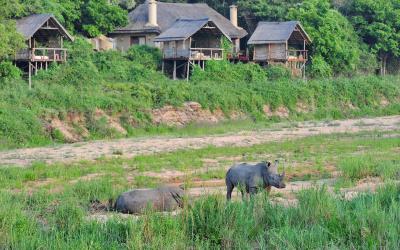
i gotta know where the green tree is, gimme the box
[288,0,361,76]
[18,0,127,37]
[80,0,128,37]
[343,0,400,75]
[238,0,300,22]
[0,0,25,59]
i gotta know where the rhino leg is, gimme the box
[226,182,234,200]
[240,190,245,200]
[249,187,258,197]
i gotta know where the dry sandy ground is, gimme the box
[1,115,399,167]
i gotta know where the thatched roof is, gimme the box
[154,18,230,42]
[248,21,311,45]
[16,14,74,41]
[111,2,247,39]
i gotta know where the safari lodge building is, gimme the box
[109,0,247,79]
[14,14,74,87]
[248,21,312,77]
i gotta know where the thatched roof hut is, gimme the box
[16,14,73,42]
[109,1,246,52]
[248,21,310,46]
[248,21,312,77]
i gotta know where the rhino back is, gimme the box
[115,189,159,214]
[115,188,183,214]
[227,163,265,186]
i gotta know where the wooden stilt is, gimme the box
[186,60,190,81]
[28,62,32,89]
[173,60,177,80]
[35,61,38,75]
[161,61,165,74]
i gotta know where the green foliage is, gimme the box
[191,60,267,84]
[0,0,25,18]
[1,181,399,248]
[126,45,162,71]
[288,0,361,75]
[265,65,291,80]
[80,0,128,37]
[0,19,25,59]
[339,156,399,181]
[309,54,333,77]
[238,0,301,22]
[0,61,21,82]
[343,0,400,73]
[0,31,400,149]
[6,0,127,37]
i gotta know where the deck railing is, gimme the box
[15,48,67,61]
[287,50,308,61]
[189,48,224,60]
[162,48,224,60]
[32,48,67,61]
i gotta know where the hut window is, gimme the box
[130,37,140,45]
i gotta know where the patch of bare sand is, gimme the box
[1,115,399,167]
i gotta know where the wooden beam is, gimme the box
[173,60,177,80]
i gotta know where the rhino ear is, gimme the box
[266,162,271,167]
[270,160,279,174]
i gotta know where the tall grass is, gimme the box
[0,184,399,249]
[0,131,398,249]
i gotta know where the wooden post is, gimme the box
[161,61,165,74]
[268,44,271,64]
[173,60,177,80]
[28,62,32,89]
[35,61,38,75]
[186,60,190,81]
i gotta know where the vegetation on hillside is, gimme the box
[0,1,400,149]
[0,40,399,149]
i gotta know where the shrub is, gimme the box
[309,55,333,78]
[265,64,291,80]
[126,45,162,71]
[0,61,21,83]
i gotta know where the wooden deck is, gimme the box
[254,49,308,62]
[162,48,224,61]
[15,48,67,62]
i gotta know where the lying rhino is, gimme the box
[225,160,286,200]
[114,186,185,214]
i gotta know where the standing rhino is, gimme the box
[114,186,185,214]
[225,160,286,200]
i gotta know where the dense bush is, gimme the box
[0,42,399,149]
[265,65,291,80]
[0,61,21,83]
